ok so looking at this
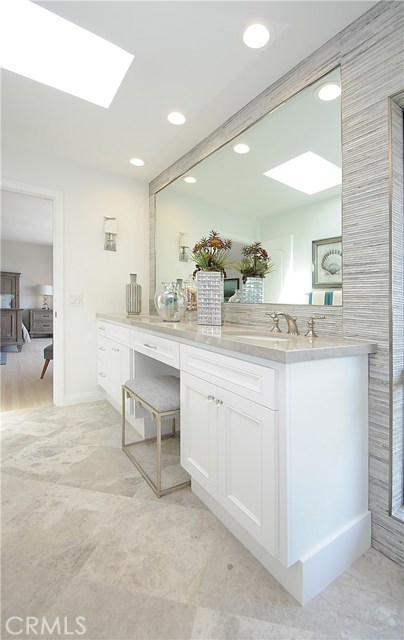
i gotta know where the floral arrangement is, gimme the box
[190,230,233,276]
[233,241,274,283]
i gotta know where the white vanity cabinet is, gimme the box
[97,321,130,409]
[181,344,278,556]
[96,315,375,605]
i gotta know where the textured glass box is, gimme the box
[196,271,224,326]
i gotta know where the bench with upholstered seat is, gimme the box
[121,374,190,497]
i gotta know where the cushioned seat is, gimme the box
[121,375,190,498]
[40,343,53,379]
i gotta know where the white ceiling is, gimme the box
[1,0,376,244]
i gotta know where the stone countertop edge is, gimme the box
[96,314,377,365]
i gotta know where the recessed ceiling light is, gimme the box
[233,143,250,154]
[167,112,186,125]
[184,176,197,183]
[315,82,341,102]
[263,151,341,195]
[0,0,134,109]
[129,158,145,167]
[243,24,270,49]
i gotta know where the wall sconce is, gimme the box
[179,232,190,262]
[104,216,118,251]
[37,284,53,310]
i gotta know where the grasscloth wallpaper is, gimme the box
[150,1,404,564]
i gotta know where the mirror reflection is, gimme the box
[155,68,342,305]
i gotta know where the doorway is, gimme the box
[0,179,64,409]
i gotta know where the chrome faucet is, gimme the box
[276,312,299,335]
[265,312,282,333]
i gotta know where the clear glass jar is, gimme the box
[154,282,187,322]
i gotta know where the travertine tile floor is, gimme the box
[1,401,403,640]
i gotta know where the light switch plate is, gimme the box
[68,294,83,306]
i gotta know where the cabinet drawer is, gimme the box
[181,344,277,409]
[32,319,53,330]
[97,321,130,347]
[97,363,109,388]
[130,329,180,368]
[97,335,111,363]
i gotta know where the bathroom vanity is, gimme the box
[96,313,377,605]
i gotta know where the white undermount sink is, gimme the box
[225,332,292,341]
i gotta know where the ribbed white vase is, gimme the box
[126,274,142,315]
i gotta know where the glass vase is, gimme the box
[154,282,187,322]
[242,277,264,303]
[228,288,243,303]
[196,270,224,325]
[126,274,142,315]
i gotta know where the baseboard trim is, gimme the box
[60,390,105,406]
[192,481,371,605]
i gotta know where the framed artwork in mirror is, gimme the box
[312,236,342,289]
[224,278,239,301]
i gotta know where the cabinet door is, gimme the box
[218,389,278,557]
[1,310,17,342]
[97,336,130,412]
[180,372,218,498]
[109,343,130,406]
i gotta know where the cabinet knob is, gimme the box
[215,398,223,406]
[98,347,106,351]
[112,347,120,352]
[99,326,106,331]
[206,395,214,402]
[99,372,106,378]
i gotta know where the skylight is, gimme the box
[263,152,341,195]
[0,0,134,108]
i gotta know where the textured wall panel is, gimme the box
[341,0,404,564]
[149,1,404,564]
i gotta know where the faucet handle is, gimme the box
[305,315,326,338]
[265,312,282,333]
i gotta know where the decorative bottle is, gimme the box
[126,274,142,315]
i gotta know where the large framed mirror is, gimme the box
[154,67,342,306]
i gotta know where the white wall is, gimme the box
[0,240,53,328]
[2,147,149,403]
[156,187,340,304]
[261,196,340,304]
[155,188,261,285]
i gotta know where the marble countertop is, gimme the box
[96,314,377,364]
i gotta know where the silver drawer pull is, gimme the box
[98,347,106,351]
[112,347,120,352]
[215,399,223,406]
[206,395,214,402]
[99,372,106,378]
[144,343,157,349]
[99,326,106,331]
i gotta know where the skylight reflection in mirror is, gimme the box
[155,68,342,306]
